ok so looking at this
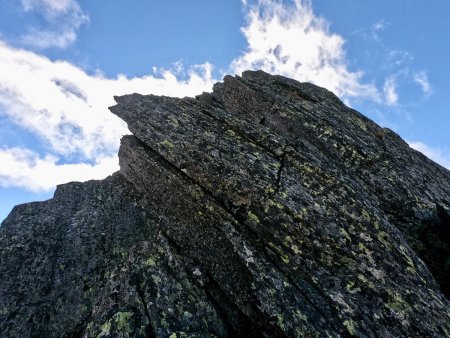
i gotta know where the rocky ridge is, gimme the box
[0,70,449,337]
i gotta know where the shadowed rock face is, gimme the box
[0,70,449,337]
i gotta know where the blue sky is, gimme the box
[1,0,449,222]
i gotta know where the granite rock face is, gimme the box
[1,70,449,337]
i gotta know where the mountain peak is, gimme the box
[1,70,449,337]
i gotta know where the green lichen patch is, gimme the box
[339,228,352,243]
[384,290,410,313]
[145,256,157,267]
[160,140,174,149]
[343,319,357,336]
[247,210,260,223]
[114,311,134,333]
[97,320,112,337]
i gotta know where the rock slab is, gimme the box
[1,70,449,337]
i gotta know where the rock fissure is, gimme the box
[131,274,156,338]
[273,150,287,196]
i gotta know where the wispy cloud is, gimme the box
[388,49,414,67]
[353,17,433,107]
[20,0,88,49]
[409,141,450,170]
[231,0,380,101]
[21,28,79,49]
[413,71,432,95]
[21,0,78,16]
[372,20,388,32]
[383,76,398,105]
[370,19,390,42]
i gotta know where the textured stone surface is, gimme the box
[1,70,449,337]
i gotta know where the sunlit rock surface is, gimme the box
[1,70,449,337]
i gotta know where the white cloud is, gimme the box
[230,0,380,101]
[0,147,118,191]
[21,28,78,49]
[372,20,388,32]
[413,71,432,95]
[370,19,390,42]
[383,76,398,105]
[21,0,77,16]
[0,40,215,191]
[409,142,450,170]
[20,0,89,49]
[388,49,413,66]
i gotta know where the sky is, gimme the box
[0,0,449,223]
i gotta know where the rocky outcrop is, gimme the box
[0,70,449,337]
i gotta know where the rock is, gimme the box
[0,70,449,337]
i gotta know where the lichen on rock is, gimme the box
[0,70,449,337]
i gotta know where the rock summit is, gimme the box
[1,70,449,337]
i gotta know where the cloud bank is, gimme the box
[0,41,215,191]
